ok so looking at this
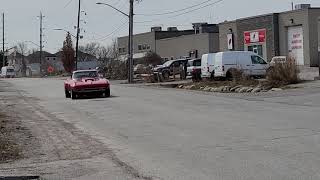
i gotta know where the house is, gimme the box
[55,51,99,70]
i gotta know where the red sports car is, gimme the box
[64,70,110,99]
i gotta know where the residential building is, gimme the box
[55,51,99,70]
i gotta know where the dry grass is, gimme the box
[267,57,300,87]
[0,113,21,163]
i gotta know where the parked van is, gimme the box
[201,53,216,79]
[214,51,269,78]
[1,66,15,78]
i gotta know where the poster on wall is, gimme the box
[288,26,304,65]
[227,34,233,50]
[244,29,266,44]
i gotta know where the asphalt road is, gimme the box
[1,78,320,180]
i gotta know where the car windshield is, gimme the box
[7,69,14,72]
[193,60,201,66]
[251,55,267,64]
[73,71,98,79]
[187,61,193,67]
[163,60,174,67]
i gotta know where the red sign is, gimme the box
[244,29,266,44]
[47,66,54,73]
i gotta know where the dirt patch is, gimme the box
[0,113,22,163]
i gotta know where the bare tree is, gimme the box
[80,40,119,61]
[143,51,163,66]
[61,32,75,73]
[79,42,101,58]
[16,42,28,77]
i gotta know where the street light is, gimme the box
[96,2,129,17]
[54,27,84,71]
[96,1,134,83]
[53,28,79,39]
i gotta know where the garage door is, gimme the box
[288,26,304,65]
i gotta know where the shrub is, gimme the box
[267,57,300,87]
[226,69,249,82]
[104,60,128,80]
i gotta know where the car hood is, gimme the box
[153,65,167,71]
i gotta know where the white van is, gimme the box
[1,66,15,78]
[201,53,216,79]
[214,51,269,78]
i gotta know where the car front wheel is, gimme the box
[104,88,111,98]
[162,71,170,80]
[65,89,71,98]
[71,90,77,100]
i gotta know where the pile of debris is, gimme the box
[178,84,283,93]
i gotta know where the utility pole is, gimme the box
[291,2,294,10]
[39,12,44,76]
[96,1,135,83]
[2,13,5,67]
[128,0,134,83]
[75,0,81,71]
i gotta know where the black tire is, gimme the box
[162,71,170,80]
[226,71,233,80]
[70,90,77,100]
[210,71,215,80]
[65,89,71,98]
[104,88,111,98]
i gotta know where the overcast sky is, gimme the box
[1,0,320,53]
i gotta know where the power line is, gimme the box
[134,0,225,24]
[92,20,128,41]
[136,0,221,16]
[64,0,74,8]
[114,0,125,7]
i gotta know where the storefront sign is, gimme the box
[244,29,266,44]
[287,26,304,65]
[227,33,233,50]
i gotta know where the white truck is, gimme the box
[201,51,269,79]
[1,66,15,78]
[201,53,216,79]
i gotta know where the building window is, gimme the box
[138,44,150,51]
[119,47,126,53]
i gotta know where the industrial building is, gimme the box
[117,23,220,61]
[219,4,320,66]
[118,4,320,68]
